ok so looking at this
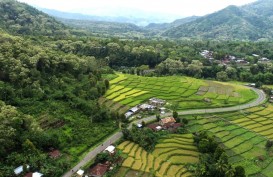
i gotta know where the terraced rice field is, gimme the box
[185,104,273,177]
[116,134,197,177]
[101,74,256,113]
[153,134,199,165]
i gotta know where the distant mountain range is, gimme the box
[39,8,177,27]
[2,0,273,41]
[57,18,147,38]
[145,16,200,31]
[163,0,273,40]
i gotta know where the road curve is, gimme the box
[62,87,266,177]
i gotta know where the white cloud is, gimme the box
[18,0,257,17]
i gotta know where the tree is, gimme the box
[226,67,237,80]
[141,121,146,127]
[216,71,228,81]
[214,146,224,160]
[156,114,160,122]
[182,118,189,125]
[187,60,203,78]
[225,166,235,177]
[255,81,263,88]
[22,139,38,154]
[234,166,246,177]
[155,58,184,75]
[104,79,110,89]
[266,140,273,149]
[95,152,110,164]
[173,111,178,119]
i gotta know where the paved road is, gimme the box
[62,132,123,177]
[62,87,266,177]
[139,87,266,123]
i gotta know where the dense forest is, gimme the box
[49,37,273,84]
[1,0,273,176]
[0,27,118,176]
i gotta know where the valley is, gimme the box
[1,0,273,177]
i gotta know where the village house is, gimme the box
[137,123,143,128]
[258,57,271,64]
[48,149,61,159]
[221,55,236,64]
[163,122,183,133]
[124,106,140,118]
[149,98,166,107]
[125,111,133,118]
[159,107,166,114]
[200,50,214,60]
[139,103,155,111]
[246,83,256,87]
[159,117,176,126]
[235,59,249,65]
[24,172,43,177]
[104,145,116,155]
[89,163,109,177]
[14,165,29,175]
[147,123,162,132]
[129,106,140,113]
[76,169,84,177]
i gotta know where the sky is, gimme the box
[18,0,257,19]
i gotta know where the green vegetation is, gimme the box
[184,104,273,177]
[116,134,196,177]
[0,4,117,176]
[122,126,159,152]
[102,74,256,112]
[153,134,199,165]
[58,18,147,39]
[0,0,70,36]
[163,0,273,41]
[1,0,273,177]
[193,132,245,177]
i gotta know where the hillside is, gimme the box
[58,18,147,38]
[0,27,120,176]
[39,7,172,26]
[0,0,69,36]
[145,16,199,31]
[163,0,273,41]
[100,74,257,114]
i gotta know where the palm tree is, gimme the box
[225,166,235,177]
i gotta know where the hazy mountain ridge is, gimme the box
[163,0,273,40]
[39,8,175,26]
[145,16,199,31]
[57,18,147,37]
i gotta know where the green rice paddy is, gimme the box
[115,134,197,177]
[185,104,273,177]
[102,73,257,113]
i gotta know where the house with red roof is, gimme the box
[89,163,109,177]
[48,149,61,159]
[159,117,176,126]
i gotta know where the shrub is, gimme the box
[182,118,189,125]
[266,140,273,149]
[234,166,246,177]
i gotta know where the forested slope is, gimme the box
[0,0,70,36]
[0,1,117,176]
[0,24,117,176]
[163,0,273,40]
